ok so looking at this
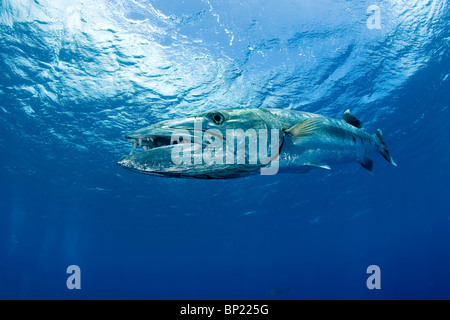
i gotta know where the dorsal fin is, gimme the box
[342,110,363,128]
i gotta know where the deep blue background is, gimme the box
[0,0,449,299]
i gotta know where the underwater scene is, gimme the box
[0,0,449,300]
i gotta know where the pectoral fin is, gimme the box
[285,117,324,144]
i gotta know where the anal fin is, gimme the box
[358,157,374,173]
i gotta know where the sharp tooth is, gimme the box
[138,138,143,147]
[133,142,137,150]
[143,146,149,151]
[129,144,134,155]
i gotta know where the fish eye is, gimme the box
[209,112,225,125]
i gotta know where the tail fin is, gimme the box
[375,129,397,166]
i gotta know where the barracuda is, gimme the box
[116,108,396,179]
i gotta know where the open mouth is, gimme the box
[118,125,281,179]
[125,134,174,154]
[117,127,223,177]
[124,128,224,155]
[117,130,182,175]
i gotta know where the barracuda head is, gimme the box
[116,109,284,179]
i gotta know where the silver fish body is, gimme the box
[117,108,396,179]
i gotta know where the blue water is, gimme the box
[1,0,449,300]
